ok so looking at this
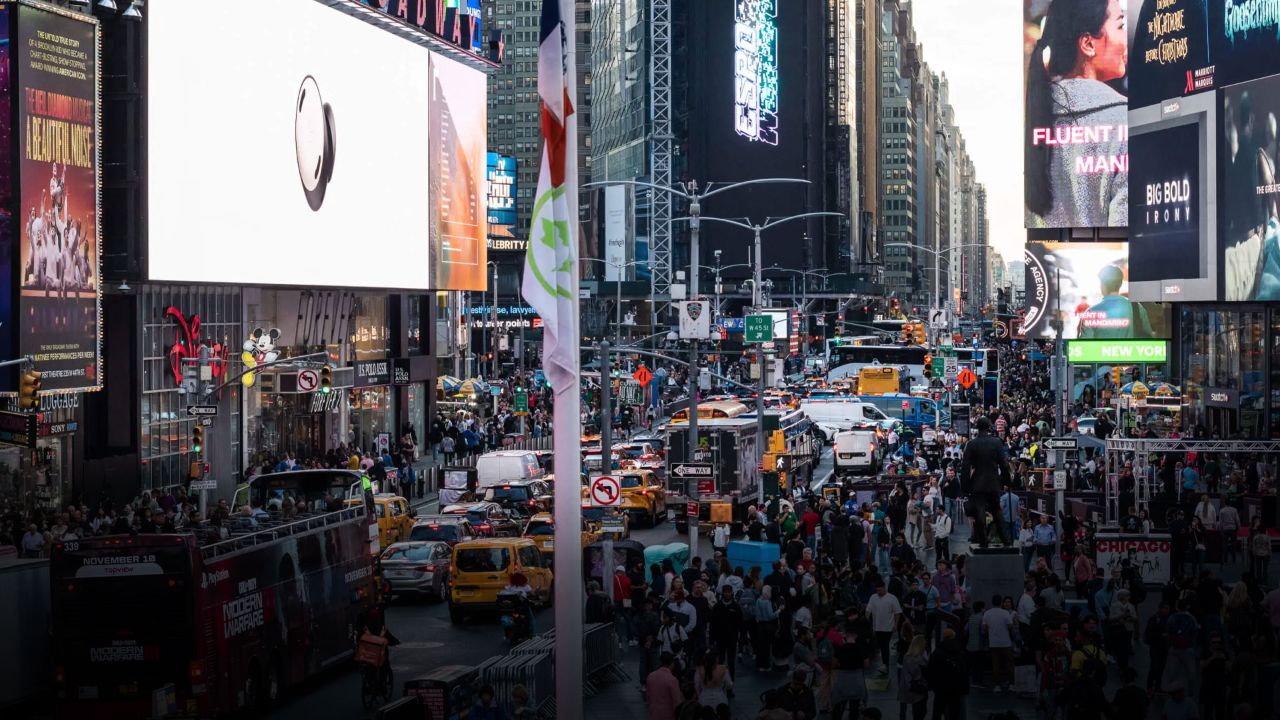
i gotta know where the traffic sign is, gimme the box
[929,307,946,329]
[944,356,958,379]
[632,365,653,387]
[745,314,773,343]
[956,367,977,389]
[1053,470,1068,490]
[671,463,713,479]
[186,405,218,417]
[687,502,699,518]
[189,479,217,491]
[296,368,320,393]
[922,428,938,445]
[931,356,945,379]
[697,478,717,495]
[198,417,213,427]
[590,475,622,507]
[514,388,529,414]
[1044,437,1078,451]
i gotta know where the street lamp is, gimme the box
[885,242,990,323]
[487,260,499,380]
[585,178,812,558]
[583,258,650,346]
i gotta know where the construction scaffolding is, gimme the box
[649,0,673,305]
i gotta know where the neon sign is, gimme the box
[733,0,779,145]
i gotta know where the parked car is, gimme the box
[379,541,452,600]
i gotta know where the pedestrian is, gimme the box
[693,650,732,714]
[958,416,1012,547]
[1106,588,1138,673]
[1018,518,1036,572]
[468,685,506,720]
[710,585,742,680]
[865,580,902,675]
[1250,517,1272,582]
[925,628,969,720]
[897,635,929,720]
[1032,513,1057,568]
[754,585,780,672]
[931,509,952,563]
[712,522,729,555]
[981,594,1017,693]
[830,621,870,720]
[645,652,684,720]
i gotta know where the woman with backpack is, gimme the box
[896,636,929,720]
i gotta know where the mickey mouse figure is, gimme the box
[241,328,282,387]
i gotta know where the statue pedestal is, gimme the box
[965,546,1026,606]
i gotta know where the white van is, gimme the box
[475,450,544,489]
[833,430,878,475]
[799,399,894,441]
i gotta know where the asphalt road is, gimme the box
[270,448,836,719]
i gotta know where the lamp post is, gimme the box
[586,177,812,557]
[583,258,650,346]
[885,241,990,330]
[488,260,499,380]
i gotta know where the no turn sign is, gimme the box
[590,475,622,507]
[297,368,320,393]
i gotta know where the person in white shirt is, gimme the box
[866,581,903,674]
[981,594,1018,693]
[712,523,730,553]
[1015,581,1037,628]
[1194,494,1218,530]
[932,510,953,562]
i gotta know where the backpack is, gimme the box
[737,588,757,621]
[1167,612,1196,649]
[816,632,836,663]
[1076,645,1107,684]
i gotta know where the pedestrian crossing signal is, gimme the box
[320,365,333,394]
[18,370,41,410]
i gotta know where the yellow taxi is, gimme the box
[521,512,599,562]
[448,538,552,623]
[581,470,667,527]
[346,493,415,550]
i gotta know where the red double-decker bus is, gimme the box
[50,470,379,718]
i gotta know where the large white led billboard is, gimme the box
[148,0,485,290]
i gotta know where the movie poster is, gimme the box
[1127,0,1213,107]
[1221,72,1280,301]
[16,3,100,392]
[1024,0,1129,228]
[429,51,487,291]
[0,3,13,383]
[1023,242,1170,340]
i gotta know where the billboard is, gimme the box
[429,51,487,291]
[1024,0,1129,228]
[17,2,100,393]
[1066,339,1169,363]
[486,152,516,241]
[1127,0,1214,107]
[1221,72,1280,301]
[1128,87,1217,302]
[686,0,824,273]
[1210,0,1280,86]
[1023,242,1170,340]
[0,3,12,381]
[148,0,487,291]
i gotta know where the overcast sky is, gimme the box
[910,0,1024,265]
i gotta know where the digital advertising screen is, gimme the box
[1210,0,1280,86]
[16,2,100,393]
[1024,0,1129,229]
[1023,242,1170,341]
[1221,72,1280,301]
[486,152,516,240]
[148,0,442,290]
[1130,120,1200,281]
[0,2,12,382]
[1127,0,1214,107]
[429,51,487,291]
[685,0,825,274]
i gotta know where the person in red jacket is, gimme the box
[801,504,822,552]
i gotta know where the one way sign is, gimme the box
[671,463,713,478]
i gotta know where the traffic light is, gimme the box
[913,324,926,345]
[900,323,913,344]
[923,354,933,372]
[320,365,333,394]
[192,425,204,454]
[18,370,41,410]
